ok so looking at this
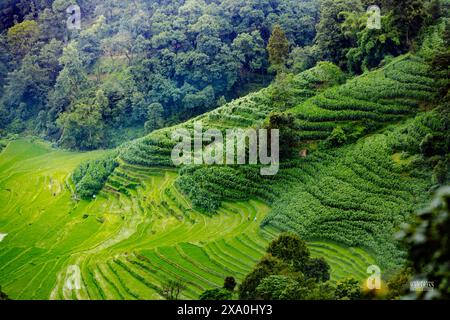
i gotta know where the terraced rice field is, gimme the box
[292,54,438,141]
[0,139,375,299]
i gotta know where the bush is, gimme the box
[432,160,449,184]
[335,278,362,300]
[199,288,232,301]
[325,126,347,148]
[73,153,118,199]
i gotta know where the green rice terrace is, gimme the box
[0,53,446,300]
[0,139,375,299]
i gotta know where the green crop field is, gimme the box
[0,138,375,300]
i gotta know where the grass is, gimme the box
[0,138,375,299]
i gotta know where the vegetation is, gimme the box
[399,187,450,299]
[0,0,449,302]
[0,0,321,149]
[72,153,118,199]
[238,233,363,300]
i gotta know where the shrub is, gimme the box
[73,153,118,199]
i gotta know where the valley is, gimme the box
[0,139,374,299]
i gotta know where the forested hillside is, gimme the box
[0,0,320,149]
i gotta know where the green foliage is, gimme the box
[432,160,449,184]
[57,102,105,150]
[345,13,402,73]
[6,20,41,61]
[386,268,413,299]
[399,187,450,300]
[199,288,232,300]
[325,126,347,148]
[150,54,447,275]
[335,278,362,300]
[0,0,322,149]
[287,45,319,73]
[161,279,186,300]
[232,31,267,72]
[314,0,364,69]
[239,233,331,300]
[0,285,10,300]
[238,254,290,300]
[223,276,237,292]
[265,111,298,158]
[144,103,164,133]
[304,258,331,282]
[72,153,118,199]
[267,25,290,72]
[267,233,310,272]
[255,275,303,300]
[121,61,345,175]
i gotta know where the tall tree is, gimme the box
[314,0,363,69]
[56,101,104,150]
[267,25,289,73]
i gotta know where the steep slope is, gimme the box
[117,62,345,167]
[0,139,370,300]
[158,54,444,272]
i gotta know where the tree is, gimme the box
[430,21,450,73]
[267,233,310,272]
[255,275,303,300]
[399,187,450,300]
[78,16,106,68]
[161,279,186,300]
[0,35,10,96]
[0,285,10,300]
[223,276,237,291]
[265,111,298,159]
[7,20,41,61]
[56,102,104,150]
[267,73,297,111]
[304,258,331,282]
[267,25,289,73]
[386,268,413,300]
[343,12,402,73]
[239,233,335,300]
[325,126,347,148]
[432,160,449,185]
[198,275,236,300]
[232,31,267,73]
[238,254,290,300]
[314,0,363,69]
[420,133,449,157]
[426,0,442,23]
[335,278,362,300]
[144,103,164,133]
[389,0,426,48]
[199,288,232,300]
[287,45,318,73]
[52,43,89,106]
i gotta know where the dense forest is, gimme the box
[0,0,322,148]
[1,0,447,149]
[0,0,449,301]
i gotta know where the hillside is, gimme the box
[1,0,449,302]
